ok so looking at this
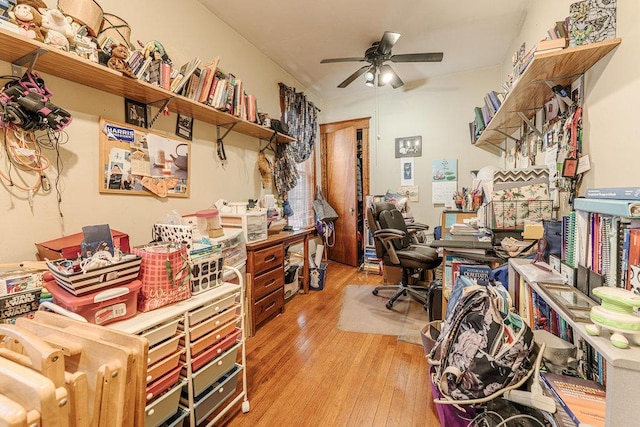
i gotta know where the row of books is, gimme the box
[469,90,505,143]
[524,285,607,388]
[126,51,261,123]
[564,197,640,293]
[443,255,492,291]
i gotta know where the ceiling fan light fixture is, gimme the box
[364,66,376,81]
[381,65,393,84]
[365,79,375,87]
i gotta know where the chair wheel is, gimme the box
[386,301,393,310]
[372,289,379,296]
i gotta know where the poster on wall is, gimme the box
[398,186,419,202]
[98,118,190,198]
[431,158,458,204]
[400,158,414,186]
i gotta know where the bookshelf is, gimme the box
[509,258,640,426]
[0,28,295,144]
[474,38,621,154]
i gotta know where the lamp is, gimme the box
[380,64,393,84]
[364,65,375,87]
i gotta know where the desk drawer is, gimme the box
[253,286,284,328]
[253,267,284,301]
[251,243,284,276]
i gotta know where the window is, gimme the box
[287,154,315,229]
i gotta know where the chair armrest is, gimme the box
[406,223,430,232]
[372,229,405,265]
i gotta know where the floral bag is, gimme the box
[428,285,534,401]
[133,242,192,312]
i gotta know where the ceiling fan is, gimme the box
[320,31,444,89]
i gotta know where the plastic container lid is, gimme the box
[195,209,219,218]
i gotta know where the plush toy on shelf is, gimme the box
[9,3,47,43]
[107,44,137,79]
[585,287,640,349]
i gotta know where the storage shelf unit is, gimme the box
[0,28,294,144]
[475,38,621,154]
[110,279,249,427]
[508,258,640,427]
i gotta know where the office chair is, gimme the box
[367,202,442,311]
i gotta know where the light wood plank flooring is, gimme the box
[222,261,441,426]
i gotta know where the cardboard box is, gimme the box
[35,230,130,260]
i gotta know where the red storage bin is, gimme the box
[45,278,141,325]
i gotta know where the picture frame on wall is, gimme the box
[124,98,148,129]
[395,136,422,158]
[176,114,193,140]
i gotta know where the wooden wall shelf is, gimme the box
[474,38,621,153]
[0,28,295,144]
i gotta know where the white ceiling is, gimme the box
[197,0,531,99]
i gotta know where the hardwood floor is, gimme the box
[222,261,441,426]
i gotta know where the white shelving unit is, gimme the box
[509,258,640,426]
[110,268,249,427]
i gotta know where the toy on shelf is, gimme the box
[585,287,640,349]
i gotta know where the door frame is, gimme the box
[320,117,370,265]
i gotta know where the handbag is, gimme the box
[313,187,338,222]
[133,242,192,312]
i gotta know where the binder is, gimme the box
[573,198,640,218]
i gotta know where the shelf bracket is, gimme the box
[216,123,238,164]
[493,129,520,142]
[11,48,48,76]
[516,112,544,139]
[147,97,174,129]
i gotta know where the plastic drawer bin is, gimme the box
[145,380,184,427]
[187,364,243,426]
[186,343,241,396]
[158,406,188,427]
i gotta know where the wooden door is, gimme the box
[320,118,369,267]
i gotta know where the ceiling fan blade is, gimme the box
[338,66,369,88]
[377,31,401,56]
[320,57,366,64]
[390,52,444,63]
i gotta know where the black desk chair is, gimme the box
[367,202,442,311]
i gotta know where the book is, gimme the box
[540,372,606,427]
[160,62,172,91]
[171,56,201,94]
[536,37,568,52]
[458,264,491,283]
[585,187,640,200]
[198,56,220,104]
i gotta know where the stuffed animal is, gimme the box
[39,8,75,40]
[107,44,137,79]
[17,0,47,10]
[9,4,47,42]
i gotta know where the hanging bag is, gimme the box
[313,186,339,222]
[133,242,192,312]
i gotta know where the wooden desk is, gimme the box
[245,227,315,336]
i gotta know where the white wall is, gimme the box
[322,67,503,229]
[324,0,639,230]
[0,0,318,261]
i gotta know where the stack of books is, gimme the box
[361,246,382,275]
[539,372,606,427]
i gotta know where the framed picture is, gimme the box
[540,283,596,322]
[124,98,148,128]
[549,254,561,272]
[395,135,422,158]
[176,114,193,140]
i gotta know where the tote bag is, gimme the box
[133,242,191,312]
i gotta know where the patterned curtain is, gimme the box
[278,83,320,163]
[273,83,320,195]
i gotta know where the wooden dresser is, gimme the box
[245,228,315,336]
